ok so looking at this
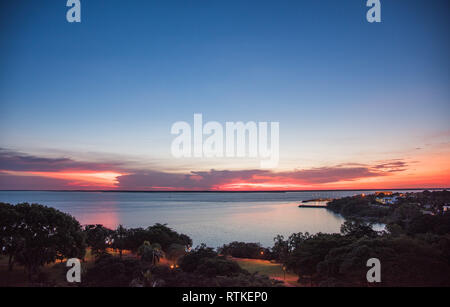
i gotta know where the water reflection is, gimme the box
[74,201,120,230]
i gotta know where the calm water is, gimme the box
[0,191,413,247]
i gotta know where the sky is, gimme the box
[0,0,449,190]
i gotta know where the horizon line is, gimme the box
[0,188,448,193]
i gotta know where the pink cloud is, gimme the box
[0,149,412,191]
[0,148,123,172]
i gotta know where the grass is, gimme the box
[0,248,102,287]
[0,255,69,287]
[230,257,300,287]
[0,248,158,287]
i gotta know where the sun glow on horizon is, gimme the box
[2,170,125,188]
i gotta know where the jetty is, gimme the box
[302,198,333,203]
[298,204,328,208]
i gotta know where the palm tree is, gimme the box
[112,224,128,258]
[138,241,163,265]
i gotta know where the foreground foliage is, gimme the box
[82,246,283,287]
[0,202,85,279]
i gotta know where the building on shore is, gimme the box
[376,196,398,205]
[375,191,393,196]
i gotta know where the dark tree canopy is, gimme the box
[219,241,265,259]
[0,203,86,278]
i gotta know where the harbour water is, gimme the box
[0,190,412,247]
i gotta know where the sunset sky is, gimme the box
[0,0,449,190]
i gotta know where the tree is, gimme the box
[121,225,192,254]
[340,220,378,238]
[0,203,23,271]
[272,235,289,262]
[84,224,112,257]
[124,227,151,252]
[283,233,348,280]
[179,244,218,273]
[406,213,450,235]
[317,236,450,286]
[137,241,163,265]
[195,257,245,277]
[83,253,146,287]
[219,241,263,259]
[9,203,86,280]
[112,224,128,258]
[287,232,310,252]
[166,243,186,261]
[145,223,192,251]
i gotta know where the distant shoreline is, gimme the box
[0,188,447,193]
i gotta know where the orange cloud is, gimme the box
[1,170,125,188]
[1,148,448,191]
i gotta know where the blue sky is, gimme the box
[0,0,449,190]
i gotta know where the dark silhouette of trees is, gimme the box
[219,241,265,259]
[0,203,22,271]
[137,241,163,265]
[327,195,391,221]
[114,224,192,255]
[272,235,289,262]
[83,253,146,287]
[84,224,112,257]
[111,224,128,258]
[340,220,379,238]
[0,203,86,280]
[272,214,450,286]
[178,244,218,273]
[166,243,186,261]
[316,235,450,286]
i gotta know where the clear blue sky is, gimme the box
[0,0,449,189]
